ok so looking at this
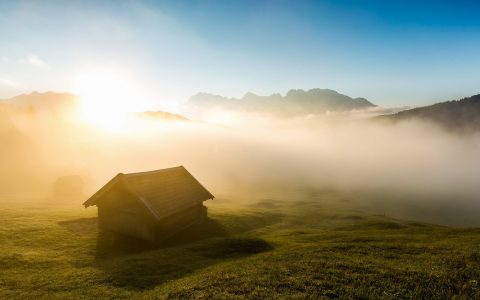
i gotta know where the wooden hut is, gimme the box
[83,166,214,242]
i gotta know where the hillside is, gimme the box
[2,91,79,114]
[188,89,376,116]
[377,94,480,131]
[0,192,479,299]
[137,111,189,121]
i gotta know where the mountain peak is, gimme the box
[188,88,375,116]
[242,92,257,99]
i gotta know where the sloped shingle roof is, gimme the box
[83,166,213,220]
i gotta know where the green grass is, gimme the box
[0,192,479,299]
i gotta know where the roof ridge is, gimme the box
[123,166,185,177]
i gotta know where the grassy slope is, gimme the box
[0,192,479,299]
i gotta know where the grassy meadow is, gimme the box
[1,190,480,299]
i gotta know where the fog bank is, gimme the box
[1,105,480,225]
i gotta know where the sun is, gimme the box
[73,68,145,130]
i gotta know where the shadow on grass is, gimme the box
[58,215,277,291]
[97,236,273,290]
[92,217,273,290]
[59,211,281,259]
[94,218,230,259]
[90,210,282,258]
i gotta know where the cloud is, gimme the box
[0,77,23,89]
[19,55,48,67]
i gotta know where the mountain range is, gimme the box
[188,88,376,116]
[2,90,480,131]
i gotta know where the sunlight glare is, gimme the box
[73,69,145,130]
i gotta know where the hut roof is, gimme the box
[83,166,214,220]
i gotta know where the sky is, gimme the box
[0,0,479,109]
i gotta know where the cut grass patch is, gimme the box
[0,195,479,299]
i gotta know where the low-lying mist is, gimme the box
[1,105,480,225]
